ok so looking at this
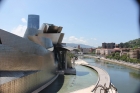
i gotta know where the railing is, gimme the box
[93,83,118,93]
[93,83,109,93]
[110,83,117,93]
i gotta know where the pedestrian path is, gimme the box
[74,59,117,93]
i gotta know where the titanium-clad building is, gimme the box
[27,15,39,29]
[0,16,74,93]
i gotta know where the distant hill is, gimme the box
[66,43,94,48]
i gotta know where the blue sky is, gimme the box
[0,0,139,47]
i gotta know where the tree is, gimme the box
[114,52,120,60]
[123,42,129,48]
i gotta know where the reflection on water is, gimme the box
[105,62,110,64]
[40,65,98,93]
[107,65,114,68]
[129,72,140,80]
[57,65,98,93]
[82,57,140,93]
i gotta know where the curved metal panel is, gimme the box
[0,44,56,71]
[24,28,41,38]
[39,23,49,33]
[57,26,63,33]
[0,70,57,93]
[47,26,59,33]
[28,36,53,49]
[58,33,64,43]
[0,29,49,56]
[0,21,64,93]
[38,33,64,44]
[28,36,45,47]
[39,23,63,33]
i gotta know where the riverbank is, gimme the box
[84,55,140,70]
[75,59,117,93]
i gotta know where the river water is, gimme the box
[82,57,140,93]
[40,65,98,93]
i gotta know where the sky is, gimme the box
[0,0,139,47]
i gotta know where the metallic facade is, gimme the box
[0,19,68,92]
[38,33,64,44]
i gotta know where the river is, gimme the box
[40,65,98,93]
[82,57,140,93]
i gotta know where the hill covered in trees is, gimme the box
[119,38,140,48]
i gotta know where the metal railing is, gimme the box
[110,83,117,93]
[93,83,118,93]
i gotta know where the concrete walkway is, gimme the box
[74,59,111,93]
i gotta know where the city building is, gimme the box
[81,48,91,54]
[27,14,39,29]
[96,48,101,55]
[104,49,115,55]
[95,48,121,56]
[78,45,80,49]
[102,42,115,49]
[98,42,140,60]
[102,43,106,48]
[129,50,139,59]
[129,48,140,59]
[120,48,130,56]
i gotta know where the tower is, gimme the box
[27,15,39,29]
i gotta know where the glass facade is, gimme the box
[27,15,39,29]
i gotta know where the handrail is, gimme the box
[110,83,117,93]
[80,57,118,93]
[93,83,118,93]
[93,83,110,93]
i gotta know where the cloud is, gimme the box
[21,18,27,23]
[11,25,27,37]
[63,36,99,47]
[63,36,88,44]
[10,18,27,37]
[69,36,87,44]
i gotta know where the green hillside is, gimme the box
[120,38,140,48]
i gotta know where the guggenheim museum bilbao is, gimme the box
[0,15,72,93]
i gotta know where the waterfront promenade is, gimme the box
[38,58,117,93]
[73,59,117,93]
[84,55,140,70]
